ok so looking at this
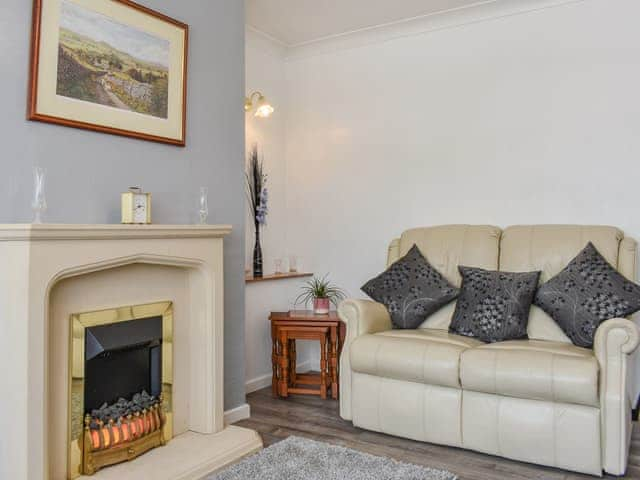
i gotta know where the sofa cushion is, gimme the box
[350,329,482,388]
[361,244,459,329]
[449,266,540,343]
[388,225,502,330]
[534,242,640,348]
[460,340,599,407]
[499,225,624,344]
[397,225,502,287]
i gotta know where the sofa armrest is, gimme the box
[338,299,392,420]
[594,318,640,358]
[338,298,393,338]
[594,318,640,475]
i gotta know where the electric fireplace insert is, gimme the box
[68,302,173,478]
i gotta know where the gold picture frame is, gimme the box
[29,0,188,146]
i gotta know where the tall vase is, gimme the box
[253,224,263,278]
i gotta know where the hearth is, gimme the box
[68,302,173,478]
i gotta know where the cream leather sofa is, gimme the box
[338,225,640,476]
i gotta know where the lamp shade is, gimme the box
[254,96,274,118]
[245,91,275,118]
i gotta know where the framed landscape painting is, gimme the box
[29,0,188,146]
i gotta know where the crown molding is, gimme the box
[281,0,587,61]
[246,25,288,59]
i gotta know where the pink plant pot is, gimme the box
[313,297,330,315]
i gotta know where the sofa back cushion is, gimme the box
[500,225,627,343]
[388,225,502,329]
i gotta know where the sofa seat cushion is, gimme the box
[350,329,482,388]
[460,340,599,407]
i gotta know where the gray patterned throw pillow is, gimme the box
[449,266,540,343]
[361,244,459,329]
[534,242,640,348]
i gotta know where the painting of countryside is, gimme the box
[56,0,170,119]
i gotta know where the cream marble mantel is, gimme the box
[0,224,262,480]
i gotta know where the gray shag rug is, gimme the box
[207,436,457,480]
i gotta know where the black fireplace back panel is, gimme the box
[84,316,162,412]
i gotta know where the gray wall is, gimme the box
[1,0,246,410]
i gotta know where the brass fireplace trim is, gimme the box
[67,301,174,479]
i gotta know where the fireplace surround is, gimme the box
[0,224,262,480]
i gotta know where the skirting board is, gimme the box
[224,403,251,425]
[245,361,312,394]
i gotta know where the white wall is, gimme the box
[245,0,640,397]
[280,0,640,397]
[244,30,314,392]
[283,0,640,297]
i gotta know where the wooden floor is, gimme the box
[237,387,640,479]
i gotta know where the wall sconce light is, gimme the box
[245,91,274,118]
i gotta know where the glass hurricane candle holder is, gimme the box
[198,187,209,224]
[289,255,298,273]
[274,258,283,274]
[32,166,47,224]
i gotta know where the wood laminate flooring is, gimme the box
[236,387,640,479]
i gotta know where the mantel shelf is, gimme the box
[0,223,232,241]
[246,272,313,284]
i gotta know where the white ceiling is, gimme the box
[246,0,487,46]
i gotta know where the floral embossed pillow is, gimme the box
[361,244,459,329]
[449,266,540,343]
[534,242,640,348]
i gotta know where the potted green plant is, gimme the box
[295,275,347,314]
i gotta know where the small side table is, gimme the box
[269,310,345,400]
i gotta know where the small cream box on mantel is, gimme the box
[121,187,152,224]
